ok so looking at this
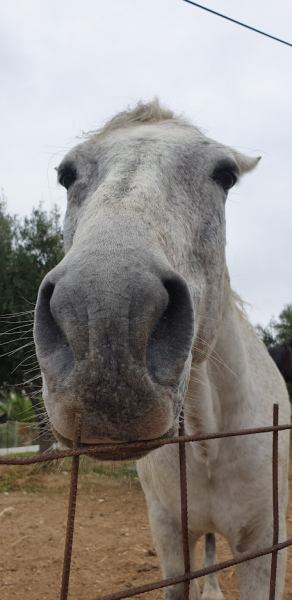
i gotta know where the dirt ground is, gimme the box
[0,461,292,600]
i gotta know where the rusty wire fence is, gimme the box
[1,403,292,600]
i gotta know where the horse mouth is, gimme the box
[50,423,177,461]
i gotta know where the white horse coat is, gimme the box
[33,100,290,600]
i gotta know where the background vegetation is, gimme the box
[0,194,64,450]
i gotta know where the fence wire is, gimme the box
[1,403,292,600]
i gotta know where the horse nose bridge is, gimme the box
[72,266,170,365]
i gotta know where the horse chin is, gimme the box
[76,448,151,461]
[50,423,178,462]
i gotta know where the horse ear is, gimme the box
[232,151,261,176]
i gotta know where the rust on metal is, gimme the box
[1,422,292,465]
[269,403,280,600]
[179,411,190,600]
[60,413,82,600]
[92,539,292,600]
[1,405,292,600]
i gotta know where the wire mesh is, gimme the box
[1,403,292,600]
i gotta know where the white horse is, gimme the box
[34,100,290,599]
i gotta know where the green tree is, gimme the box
[0,199,63,452]
[0,192,17,315]
[256,307,292,348]
[0,200,64,389]
[0,391,35,423]
[256,304,292,402]
[273,304,292,344]
[255,323,276,347]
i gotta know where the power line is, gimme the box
[183,0,292,48]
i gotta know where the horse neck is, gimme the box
[185,289,249,436]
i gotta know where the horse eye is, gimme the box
[214,169,237,193]
[59,169,76,190]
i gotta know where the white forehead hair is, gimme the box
[82,98,260,175]
[85,98,201,138]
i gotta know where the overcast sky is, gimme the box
[0,0,291,327]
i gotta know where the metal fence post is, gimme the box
[269,403,279,600]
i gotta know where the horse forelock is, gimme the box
[84,98,202,139]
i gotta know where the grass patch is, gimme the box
[0,464,48,493]
[2,451,39,458]
[0,455,138,493]
[91,463,137,479]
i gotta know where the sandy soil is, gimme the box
[0,462,292,600]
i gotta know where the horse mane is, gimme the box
[224,269,248,318]
[85,99,198,138]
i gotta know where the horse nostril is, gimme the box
[146,275,194,383]
[34,277,72,361]
[34,279,56,351]
[41,281,55,310]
